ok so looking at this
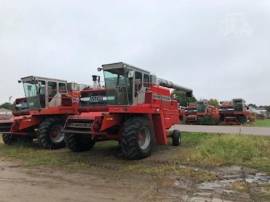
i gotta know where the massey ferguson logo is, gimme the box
[89,96,103,103]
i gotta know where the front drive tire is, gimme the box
[120,117,154,160]
[2,134,33,145]
[172,130,181,146]
[38,118,66,149]
[64,133,95,152]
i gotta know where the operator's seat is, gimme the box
[48,93,62,107]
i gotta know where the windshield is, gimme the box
[23,80,45,109]
[103,68,131,105]
[233,100,244,111]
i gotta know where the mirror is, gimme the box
[97,67,103,72]
[128,70,134,78]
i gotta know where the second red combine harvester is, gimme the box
[184,101,220,125]
[219,98,251,125]
[64,62,192,160]
[0,76,84,149]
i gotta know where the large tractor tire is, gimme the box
[171,130,182,146]
[2,133,17,145]
[65,133,95,152]
[38,118,66,149]
[2,134,33,145]
[120,117,154,160]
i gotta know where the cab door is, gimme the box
[133,72,149,105]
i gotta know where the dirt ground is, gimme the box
[0,144,269,202]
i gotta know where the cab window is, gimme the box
[143,74,150,87]
[135,72,142,97]
[59,83,67,93]
[48,81,57,100]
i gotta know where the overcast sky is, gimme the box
[0,0,269,105]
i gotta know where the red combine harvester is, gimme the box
[0,76,84,149]
[196,101,220,125]
[178,106,186,123]
[184,103,197,124]
[63,62,192,160]
[184,101,220,125]
[219,98,251,125]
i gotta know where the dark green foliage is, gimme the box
[263,106,270,113]
[248,103,257,108]
[198,116,217,125]
[173,90,197,107]
[0,102,13,110]
[249,104,270,113]
[208,99,219,107]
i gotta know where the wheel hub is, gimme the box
[49,125,64,143]
[138,127,151,150]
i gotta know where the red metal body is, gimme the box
[184,103,197,124]
[64,85,180,145]
[0,87,80,138]
[63,62,193,159]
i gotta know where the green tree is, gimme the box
[208,99,219,107]
[248,103,257,108]
[261,105,270,113]
[173,90,197,107]
[0,102,13,110]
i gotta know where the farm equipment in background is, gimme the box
[219,98,251,125]
[178,106,186,123]
[0,76,85,149]
[184,100,220,125]
[196,101,220,125]
[184,103,197,124]
[64,62,193,160]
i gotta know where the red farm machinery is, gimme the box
[184,103,197,124]
[219,98,251,125]
[63,62,193,160]
[184,100,220,125]
[0,76,84,149]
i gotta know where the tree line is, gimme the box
[0,103,13,110]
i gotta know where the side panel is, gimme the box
[16,116,41,131]
[162,100,180,129]
[100,114,122,132]
[152,113,168,145]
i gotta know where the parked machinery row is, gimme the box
[0,62,193,160]
[183,98,254,125]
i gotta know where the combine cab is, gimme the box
[184,101,220,125]
[219,98,250,125]
[0,76,83,149]
[64,62,192,159]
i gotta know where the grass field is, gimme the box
[253,119,270,127]
[0,132,270,175]
[179,133,270,173]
